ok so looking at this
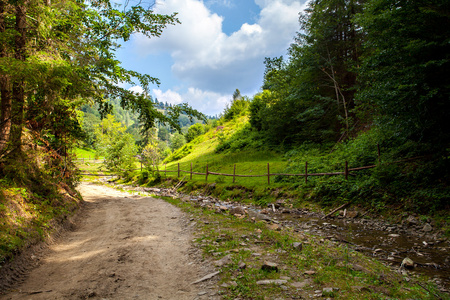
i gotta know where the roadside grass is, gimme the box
[0,177,81,266]
[161,195,443,300]
[72,147,99,160]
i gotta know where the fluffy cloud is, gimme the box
[153,88,230,116]
[133,0,306,94]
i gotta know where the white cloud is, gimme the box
[128,85,144,94]
[153,88,230,116]
[132,0,307,94]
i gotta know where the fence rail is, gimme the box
[161,160,376,185]
[160,153,425,185]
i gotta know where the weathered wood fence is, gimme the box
[161,161,378,185]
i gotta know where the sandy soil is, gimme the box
[2,182,216,300]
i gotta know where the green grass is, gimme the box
[72,147,100,160]
[161,116,288,188]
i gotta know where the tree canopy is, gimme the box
[0,0,204,175]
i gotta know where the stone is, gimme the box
[238,262,247,270]
[291,278,313,289]
[267,224,281,231]
[261,261,278,272]
[192,271,220,284]
[214,254,232,267]
[405,215,418,226]
[230,206,246,215]
[423,223,433,232]
[248,210,272,222]
[323,287,334,293]
[219,205,228,211]
[402,257,415,269]
[346,211,359,218]
[256,280,287,285]
[293,242,303,251]
[304,270,316,275]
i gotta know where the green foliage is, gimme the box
[355,0,450,156]
[170,132,186,152]
[215,124,266,153]
[95,115,137,176]
[223,96,250,121]
[164,144,193,163]
[185,123,205,143]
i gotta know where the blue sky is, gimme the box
[117,0,309,116]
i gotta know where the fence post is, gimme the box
[190,163,193,180]
[205,164,209,182]
[178,163,180,178]
[267,163,270,185]
[305,161,308,184]
[233,164,236,183]
[165,164,167,177]
[345,161,349,180]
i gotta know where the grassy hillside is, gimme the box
[164,116,287,187]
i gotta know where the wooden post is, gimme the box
[377,143,381,163]
[305,161,308,184]
[233,164,236,183]
[190,163,193,180]
[178,163,180,178]
[345,161,349,180]
[205,164,209,182]
[164,164,167,177]
[267,163,270,185]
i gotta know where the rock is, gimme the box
[346,211,359,218]
[267,224,281,231]
[388,234,400,237]
[256,280,287,285]
[291,278,313,288]
[293,242,303,251]
[238,262,247,270]
[275,199,285,208]
[261,261,278,272]
[214,254,232,267]
[192,271,220,284]
[304,270,316,275]
[401,257,415,269]
[323,287,334,294]
[230,206,246,215]
[405,215,418,226]
[248,210,272,222]
[423,223,433,232]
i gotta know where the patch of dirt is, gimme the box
[1,182,218,299]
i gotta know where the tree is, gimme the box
[95,115,137,176]
[170,132,186,152]
[185,123,204,142]
[0,0,205,177]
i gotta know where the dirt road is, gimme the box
[2,182,217,300]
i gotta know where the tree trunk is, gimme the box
[0,1,12,154]
[9,1,28,157]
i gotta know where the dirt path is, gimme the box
[2,182,217,300]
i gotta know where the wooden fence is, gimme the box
[161,161,378,185]
[161,153,424,185]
